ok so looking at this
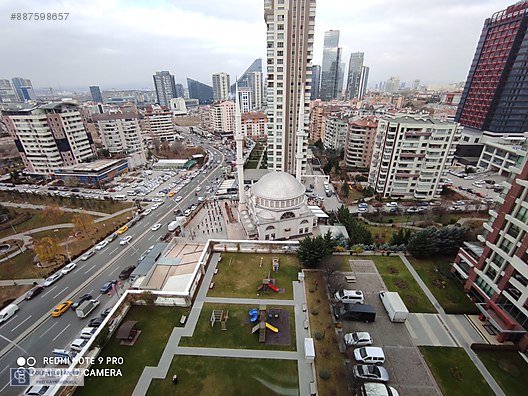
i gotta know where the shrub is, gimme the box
[311,306,319,315]
[319,369,330,380]
[314,330,324,340]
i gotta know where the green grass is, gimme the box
[475,350,527,396]
[147,356,298,396]
[75,305,190,396]
[0,250,48,280]
[408,256,479,314]
[0,208,76,240]
[363,255,436,313]
[208,253,301,300]
[366,225,399,245]
[179,303,296,351]
[420,347,495,396]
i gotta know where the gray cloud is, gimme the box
[0,0,516,90]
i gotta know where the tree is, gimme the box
[297,233,335,268]
[406,229,436,258]
[33,237,62,263]
[73,213,95,236]
[43,205,63,222]
[341,182,350,198]
[390,228,413,246]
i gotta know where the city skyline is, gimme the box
[0,0,517,90]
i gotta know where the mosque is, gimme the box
[233,85,317,240]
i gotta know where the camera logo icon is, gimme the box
[10,356,36,386]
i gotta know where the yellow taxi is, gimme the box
[51,300,73,317]
[167,191,176,197]
[117,225,128,235]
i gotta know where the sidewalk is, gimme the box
[398,253,506,396]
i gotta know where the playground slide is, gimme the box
[267,283,280,292]
[249,308,258,323]
[265,322,279,333]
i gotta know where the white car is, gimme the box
[61,263,77,275]
[143,209,152,216]
[43,272,63,287]
[344,332,374,347]
[81,250,95,261]
[70,338,89,352]
[151,223,162,231]
[195,186,202,192]
[197,196,205,202]
[152,198,162,202]
[385,202,398,207]
[95,240,108,250]
[120,236,132,246]
[175,196,182,202]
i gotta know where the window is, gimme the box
[280,211,295,220]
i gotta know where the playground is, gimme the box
[179,303,295,351]
[208,253,300,300]
[147,355,299,396]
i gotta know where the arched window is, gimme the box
[265,225,275,231]
[280,211,295,220]
[300,219,309,224]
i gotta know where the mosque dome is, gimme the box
[251,171,305,201]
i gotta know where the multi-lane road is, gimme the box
[0,131,226,395]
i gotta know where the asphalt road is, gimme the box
[0,132,225,395]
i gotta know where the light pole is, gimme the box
[65,235,74,262]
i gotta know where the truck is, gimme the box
[379,291,408,323]
[168,221,179,232]
[76,299,100,319]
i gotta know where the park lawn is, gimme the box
[179,303,296,351]
[147,356,298,396]
[208,253,301,300]
[0,210,134,280]
[75,305,190,396]
[364,255,436,313]
[305,272,348,396]
[420,347,495,396]
[0,190,132,214]
[364,212,480,226]
[0,208,76,240]
[367,225,399,245]
[475,350,527,396]
[408,256,479,314]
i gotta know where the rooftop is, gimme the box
[251,171,305,201]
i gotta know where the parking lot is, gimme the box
[339,259,441,396]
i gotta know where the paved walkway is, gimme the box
[397,253,506,396]
[0,202,108,217]
[132,253,316,396]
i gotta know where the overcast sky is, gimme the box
[0,0,516,91]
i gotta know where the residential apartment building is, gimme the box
[92,111,143,155]
[212,72,230,102]
[264,0,316,177]
[142,105,176,142]
[345,118,378,168]
[309,100,325,142]
[238,87,252,113]
[241,112,267,141]
[323,113,349,150]
[1,101,95,174]
[153,71,177,107]
[452,151,528,351]
[368,116,462,199]
[211,101,235,133]
[248,71,263,110]
[478,135,528,176]
[0,79,19,102]
[456,1,528,136]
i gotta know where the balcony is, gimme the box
[395,172,418,178]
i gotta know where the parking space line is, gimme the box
[52,324,70,341]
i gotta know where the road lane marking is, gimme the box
[0,381,9,394]
[40,322,58,337]
[53,286,69,299]
[108,267,119,276]
[108,248,118,255]
[11,315,32,332]
[147,234,155,241]
[47,285,58,294]
[84,264,96,274]
[52,324,71,341]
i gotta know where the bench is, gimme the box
[209,282,215,289]
[180,315,187,325]
[346,275,356,283]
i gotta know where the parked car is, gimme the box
[100,280,118,294]
[26,286,44,300]
[116,225,128,235]
[385,202,398,207]
[61,263,77,275]
[72,294,93,310]
[95,240,109,250]
[120,235,132,246]
[88,316,104,328]
[81,250,95,261]
[43,272,63,287]
[344,332,373,347]
[354,347,385,365]
[119,265,136,280]
[353,364,390,383]
[70,338,89,352]
[335,289,364,304]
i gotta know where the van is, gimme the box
[335,289,364,304]
[114,194,127,201]
[0,304,18,324]
[335,303,376,322]
[354,347,385,365]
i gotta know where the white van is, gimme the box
[114,194,127,201]
[0,304,18,324]
[335,289,365,304]
[354,347,385,365]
